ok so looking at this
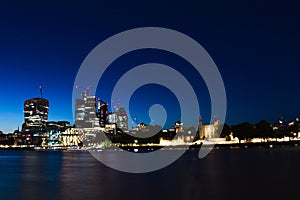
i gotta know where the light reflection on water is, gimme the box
[1,147,300,200]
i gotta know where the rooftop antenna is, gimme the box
[84,85,91,96]
[39,85,43,98]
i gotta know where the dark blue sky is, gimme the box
[0,0,299,132]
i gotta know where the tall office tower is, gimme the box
[107,112,118,124]
[23,98,49,128]
[84,95,98,127]
[117,107,128,131]
[97,99,108,128]
[75,98,85,128]
[75,92,99,128]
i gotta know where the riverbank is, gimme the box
[1,139,300,151]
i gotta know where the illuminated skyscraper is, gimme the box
[117,107,128,131]
[84,95,98,126]
[97,99,108,128]
[75,92,99,128]
[75,98,85,126]
[23,98,49,129]
[107,112,118,124]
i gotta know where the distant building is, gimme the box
[160,121,196,144]
[198,118,205,139]
[174,121,184,133]
[44,127,80,148]
[75,93,128,131]
[198,118,221,139]
[97,99,108,128]
[84,95,99,128]
[117,107,128,131]
[75,98,85,126]
[131,122,149,133]
[104,124,117,134]
[46,121,73,130]
[75,92,100,128]
[107,112,118,124]
[23,98,49,130]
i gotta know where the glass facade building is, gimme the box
[23,98,49,129]
[75,92,100,128]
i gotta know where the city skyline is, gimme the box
[0,0,300,133]
[2,2,300,200]
[0,85,298,134]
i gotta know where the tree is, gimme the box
[232,122,254,143]
[254,120,274,141]
[219,124,232,140]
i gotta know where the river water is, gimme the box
[1,146,300,200]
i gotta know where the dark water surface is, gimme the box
[1,146,300,200]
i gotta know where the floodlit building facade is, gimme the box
[198,118,221,139]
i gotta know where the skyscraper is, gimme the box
[75,98,85,126]
[75,92,99,128]
[107,112,118,124]
[97,99,108,128]
[117,107,128,131]
[84,95,98,127]
[23,98,49,129]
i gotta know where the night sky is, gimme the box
[0,0,299,133]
